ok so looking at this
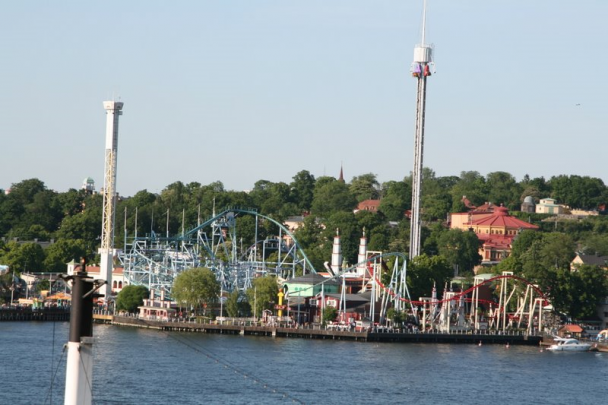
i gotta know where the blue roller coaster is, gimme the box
[118,208,316,297]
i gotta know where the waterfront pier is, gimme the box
[0,307,70,322]
[98,314,544,346]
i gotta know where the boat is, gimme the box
[547,337,592,352]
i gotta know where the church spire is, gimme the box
[338,163,344,183]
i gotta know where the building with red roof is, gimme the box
[355,199,381,213]
[461,195,477,210]
[450,205,538,265]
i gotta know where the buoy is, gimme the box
[478,341,482,347]
[506,343,510,349]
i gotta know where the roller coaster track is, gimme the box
[182,207,316,273]
[374,273,549,307]
[121,207,317,297]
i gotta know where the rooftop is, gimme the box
[470,206,539,230]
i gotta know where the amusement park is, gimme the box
[5,3,605,345]
[91,205,556,340]
[4,2,608,404]
[87,2,563,339]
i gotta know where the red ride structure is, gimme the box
[372,268,549,335]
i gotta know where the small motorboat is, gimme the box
[547,337,592,352]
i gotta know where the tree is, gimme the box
[386,308,405,326]
[580,234,608,256]
[311,178,357,218]
[249,180,275,213]
[550,265,608,320]
[0,197,24,235]
[245,276,279,320]
[419,172,456,221]
[261,182,295,217]
[55,193,103,251]
[349,173,380,202]
[5,179,62,233]
[172,268,220,315]
[43,239,87,274]
[449,171,487,208]
[486,171,522,210]
[55,188,86,217]
[437,229,482,275]
[421,191,452,222]
[549,175,606,210]
[379,181,410,221]
[225,289,241,318]
[116,285,149,313]
[571,265,608,319]
[322,306,338,325]
[406,254,453,301]
[388,219,410,255]
[290,170,316,212]
[0,241,45,273]
[293,216,327,271]
[510,230,543,260]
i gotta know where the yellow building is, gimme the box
[451,205,538,265]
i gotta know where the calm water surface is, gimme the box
[1,322,607,404]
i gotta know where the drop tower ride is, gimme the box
[99,100,124,301]
[409,0,434,259]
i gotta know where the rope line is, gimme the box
[79,347,94,403]
[42,346,66,405]
[167,333,305,404]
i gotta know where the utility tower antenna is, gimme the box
[409,0,434,260]
[421,0,427,45]
[99,100,124,301]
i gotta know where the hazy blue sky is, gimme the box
[1,1,606,197]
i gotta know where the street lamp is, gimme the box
[10,268,15,307]
[25,279,31,300]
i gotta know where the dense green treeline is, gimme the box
[2,170,608,319]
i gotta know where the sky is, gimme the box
[1,1,606,197]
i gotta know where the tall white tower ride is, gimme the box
[409,0,434,259]
[100,100,124,301]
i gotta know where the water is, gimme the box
[2,321,608,405]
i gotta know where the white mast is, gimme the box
[64,259,104,405]
[356,228,368,277]
[99,100,124,301]
[331,228,343,274]
[409,0,434,259]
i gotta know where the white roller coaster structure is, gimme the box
[119,208,316,298]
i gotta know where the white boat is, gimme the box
[547,337,592,352]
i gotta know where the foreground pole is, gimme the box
[64,258,102,405]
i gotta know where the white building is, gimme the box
[536,198,565,215]
[66,260,126,296]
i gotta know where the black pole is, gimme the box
[68,257,94,343]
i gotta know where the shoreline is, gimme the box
[98,314,544,346]
[8,309,607,350]
[0,307,70,322]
